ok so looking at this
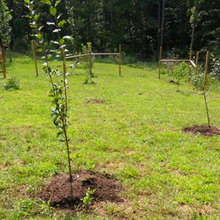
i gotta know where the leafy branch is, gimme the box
[25,0,74,184]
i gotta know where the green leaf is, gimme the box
[50,7,57,16]
[24,0,31,4]
[41,0,51,5]
[55,0,61,7]
[34,14,39,21]
[59,39,65,44]
[58,20,66,27]
[37,48,43,52]
[36,33,43,40]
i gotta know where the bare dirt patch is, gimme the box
[39,171,123,209]
[183,125,220,137]
[85,99,105,104]
[169,80,178,84]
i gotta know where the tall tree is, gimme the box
[0,0,12,60]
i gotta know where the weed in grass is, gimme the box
[81,187,96,209]
[4,77,20,91]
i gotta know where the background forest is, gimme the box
[1,0,220,59]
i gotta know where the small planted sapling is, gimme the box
[25,0,74,186]
[173,62,188,91]
[183,52,220,136]
[164,62,177,81]
[81,42,95,84]
[165,49,179,81]
[192,65,213,127]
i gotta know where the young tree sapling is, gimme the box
[25,0,74,186]
[81,42,95,84]
[192,66,213,127]
[173,62,188,91]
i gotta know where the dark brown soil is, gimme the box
[39,171,123,208]
[169,80,177,84]
[183,125,220,137]
[85,99,105,104]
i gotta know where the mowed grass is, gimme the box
[0,54,220,219]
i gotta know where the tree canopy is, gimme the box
[3,0,220,58]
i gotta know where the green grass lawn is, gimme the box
[0,55,220,219]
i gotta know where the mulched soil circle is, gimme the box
[85,99,105,104]
[183,125,220,137]
[39,171,123,208]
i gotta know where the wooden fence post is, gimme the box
[2,52,6,78]
[31,40,39,77]
[189,50,193,60]
[204,51,209,87]
[195,51,199,77]
[119,44,122,77]
[0,46,6,78]
[188,50,193,82]
[158,46,163,79]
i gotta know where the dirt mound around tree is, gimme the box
[183,125,220,137]
[39,171,123,208]
[85,99,105,104]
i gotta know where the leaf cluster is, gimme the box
[25,0,73,142]
[192,66,215,92]
[81,187,96,209]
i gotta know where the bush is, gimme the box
[173,62,189,90]
[4,77,20,91]
[210,56,220,80]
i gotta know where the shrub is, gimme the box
[210,56,220,80]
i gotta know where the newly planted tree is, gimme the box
[81,42,95,84]
[192,66,213,127]
[173,62,188,91]
[25,0,74,185]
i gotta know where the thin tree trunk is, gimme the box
[203,90,211,127]
[158,1,161,51]
[190,24,195,52]
[160,0,166,48]
[61,48,73,197]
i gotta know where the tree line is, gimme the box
[1,0,220,60]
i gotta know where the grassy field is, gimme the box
[0,54,220,219]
